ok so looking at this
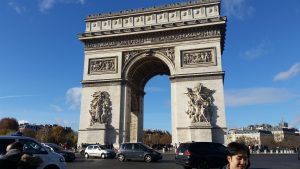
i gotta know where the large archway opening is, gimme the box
[144,75,171,147]
[144,75,171,132]
[124,53,172,142]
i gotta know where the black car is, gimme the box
[298,150,300,160]
[175,142,228,169]
[43,143,76,162]
[117,143,162,162]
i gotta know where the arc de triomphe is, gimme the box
[77,0,227,146]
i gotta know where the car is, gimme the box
[175,142,228,169]
[78,143,94,156]
[84,144,116,159]
[0,135,66,169]
[298,150,300,160]
[42,143,76,162]
[117,142,162,163]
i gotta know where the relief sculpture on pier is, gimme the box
[185,83,215,124]
[89,91,112,126]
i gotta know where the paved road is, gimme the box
[67,153,300,169]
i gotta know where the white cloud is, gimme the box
[55,118,78,129]
[8,2,26,14]
[77,0,85,4]
[0,95,33,100]
[290,115,300,129]
[241,40,266,60]
[222,0,254,20]
[225,87,294,107]
[18,120,30,124]
[273,62,300,81]
[39,0,55,12]
[66,87,82,110]
[38,0,85,12]
[55,118,68,126]
[50,104,63,112]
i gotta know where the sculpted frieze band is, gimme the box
[84,28,221,50]
[181,48,216,67]
[89,57,117,74]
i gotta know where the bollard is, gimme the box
[163,148,165,153]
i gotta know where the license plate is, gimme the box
[179,153,183,155]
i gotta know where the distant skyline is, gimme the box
[0,0,300,132]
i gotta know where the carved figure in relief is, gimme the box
[90,60,115,73]
[185,83,214,123]
[89,91,112,125]
[183,50,213,65]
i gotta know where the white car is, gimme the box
[84,144,116,159]
[0,135,66,169]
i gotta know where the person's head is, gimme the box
[6,142,23,152]
[226,142,250,169]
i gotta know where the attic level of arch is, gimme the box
[79,16,226,39]
[83,1,220,33]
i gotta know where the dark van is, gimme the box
[117,143,162,162]
[175,142,227,169]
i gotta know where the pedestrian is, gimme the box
[222,142,250,169]
[0,142,23,169]
[19,153,43,169]
[0,141,43,169]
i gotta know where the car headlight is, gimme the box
[59,157,65,162]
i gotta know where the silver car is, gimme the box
[84,144,116,159]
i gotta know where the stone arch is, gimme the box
[121,49,174,142]
[122,48,175,89]
[77,0,227,146]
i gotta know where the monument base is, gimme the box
[189,123,212,142]
[78,123,107,144]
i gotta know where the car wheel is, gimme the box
[101,154,105,159]
[118,154,125,162]
[144,154,152,163]
[80,150,85,156]
[84,153,89,159]
[197,160,208,169]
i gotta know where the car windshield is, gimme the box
[20,139,46,154]
[140,143,153,150]
[99,145,106,149]
[47,144,64,151]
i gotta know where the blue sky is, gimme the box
[0,0,300,133]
